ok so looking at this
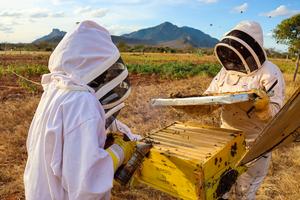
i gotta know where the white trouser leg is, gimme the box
[232,153,271,200]
[220,122,271,200]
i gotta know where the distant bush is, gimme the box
[1,62,220,80]
[6,64,49,76]
[266,48,289,59]
[0,42,56,52]
[127,62,221,79]
[195,48,214,56]
[17,78,39,93]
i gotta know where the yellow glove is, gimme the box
[106,135,136,172]
[252,89,270,111]
[252,89,272,121]
[255,109,272,121]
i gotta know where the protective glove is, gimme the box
[252,89,270,111]
[106,135,136,172]
[252,89,272,121]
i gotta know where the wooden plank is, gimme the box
[241,87,300,164]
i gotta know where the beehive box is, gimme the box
[134,122,246,200]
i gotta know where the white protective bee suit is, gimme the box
[205,21,285,199]
[24,21,139,200]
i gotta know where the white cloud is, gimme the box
[121,0,145,3]
[28,8,49,18]
[51,0,73,5]
[263,5,300,18]
[92,0,186,6]
[110,0,147,5]
[28,18,37,23]
[0,19,20,26]
[74,6,93,14]
[50,12,65,18]
[74,6,108,18]
[0,20,20,33]
[0,10,22,17]
[90,9,109,18]
[0,8,66,19]
[30,13,48,18]
[233,3,248,13]
[90,0,149,5]
[106,24,141,35]
[266,32,273,37]
[198,0,218,4]
[0,25,13,33]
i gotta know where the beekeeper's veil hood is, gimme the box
[215,21,267,75]
[46,20,131,128]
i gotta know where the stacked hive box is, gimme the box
[134,122,246,200]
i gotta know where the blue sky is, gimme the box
[0,0,299,51]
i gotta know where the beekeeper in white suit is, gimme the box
[205,21,285,199]
[24,20,141,200]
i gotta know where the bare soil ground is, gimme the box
[0,53,299,200]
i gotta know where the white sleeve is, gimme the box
[62,117,114,200]
[260,67,285,117]
[204,70,223,94]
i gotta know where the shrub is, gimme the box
[127,62,221,79]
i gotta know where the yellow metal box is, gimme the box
[134,122,246,200]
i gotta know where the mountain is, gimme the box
[33,29,66,44]
[111,35,152,45]
[32,22,218,48]
[122,22,219,48]
[157,38,196,49]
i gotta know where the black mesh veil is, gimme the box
[87,57,130,128]
[215,30,266,74]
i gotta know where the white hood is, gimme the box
[215,21,267,76]
[42,20,120,91]
[232,21,264,53]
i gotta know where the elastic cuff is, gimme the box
[107,144,125,171]
[106,149,120,172]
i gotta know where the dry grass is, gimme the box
[256,74,300,200]
[122,53,218,65]
[0,96,39,200]
[258,144,300,200]
[0,75,218,200]
[0,53,299,200]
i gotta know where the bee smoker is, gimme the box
[115,142,152,185]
